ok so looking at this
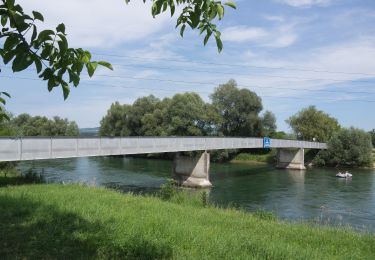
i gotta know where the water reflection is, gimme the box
[18,157,375,232]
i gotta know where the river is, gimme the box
[18,156,375,232]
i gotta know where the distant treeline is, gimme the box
[0,113,79,137]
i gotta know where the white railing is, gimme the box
[0,137,327,162]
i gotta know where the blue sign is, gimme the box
[263,137,271,148]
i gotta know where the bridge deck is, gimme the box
[0,137,327,162]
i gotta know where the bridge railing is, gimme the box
[0,137,326,162]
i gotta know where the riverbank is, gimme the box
[1,182,374,259]
[231,152,275,164]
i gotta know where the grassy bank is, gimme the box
[0,168,44,187]
[231,151,275,164]
[1,184,374,259]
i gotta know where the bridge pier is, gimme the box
[173,151,212,188]
[276,148,306,170]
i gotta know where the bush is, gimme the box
[314,127,373,167]
[158,179,210,207]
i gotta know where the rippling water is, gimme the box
[18,157,375,232]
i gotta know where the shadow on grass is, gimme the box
[0,194,172,259]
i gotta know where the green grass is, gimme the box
[0,168,44,187]
[232,152,275,164]
[1,184,374,259]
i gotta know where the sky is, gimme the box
[1,0,375,132]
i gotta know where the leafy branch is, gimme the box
[0,0,113,114]
[125,0,237,52]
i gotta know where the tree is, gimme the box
[369,129,375,147]
[314,127,373,167]
[261,111,277,137]
[99,102,132,137]
[128,95,161,136]
[0,0,236,119]
[3,113,79,136]
[286,106,340,142]
[210,79,263,137]
[0,109,15,135]
[164,92,212,136]
[100,92,221,137]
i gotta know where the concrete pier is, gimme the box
[276,148,306,170]
[173,151,212,188]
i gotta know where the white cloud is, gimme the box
[18,0,173,48]
[233,37,375,99]
[276,0,332,8]
[264,15,286,23]
[222,26,268,43]
[222,25,298,48]
[262,25,298,48]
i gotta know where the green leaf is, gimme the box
[217,4,224,20]
[47,77,58,91]
[224,1,237,9]
[68,70,80,87]
[40,44,53,59]
[3,49,17,64]
[34,58,42,73]
[32,11,44,21]
[31,24,37,42]
[0,92,11,98]
[57,34,68,53]
[48,79,54,91]
[98,61,113,70]
[169,1,175,16]
[86,62,98,77]
[4,35,19,50]
[215,34,223,53]
[1,14,7,26]
[81,51,91,63]
[12,53,33,72]
[7,0,15,8]
[204,30,212,45]
[209,9,217,20]
[37,30,55,43]
[62,82,70,100]
[0,97,5,105]
[180,24,186,37]
[56,23,65,34]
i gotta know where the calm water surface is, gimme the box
[18,157,375,232]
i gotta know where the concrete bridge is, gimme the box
[0,137,327,187]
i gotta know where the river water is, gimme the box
[18,157,375,232]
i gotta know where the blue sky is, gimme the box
[2,0,375,132]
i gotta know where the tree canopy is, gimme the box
[286,106,340,142]
[100,80,271,138]
[314,127,373,167]
[210,79,263,137]
[261,111,276,137]
[100,92,224,137]
[0,113,79,136]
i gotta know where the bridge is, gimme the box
[0,137,327,187]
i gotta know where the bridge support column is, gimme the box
[173,151,212,188]
[276,148,306,170]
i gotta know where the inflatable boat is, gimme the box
[336,172,352,178]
